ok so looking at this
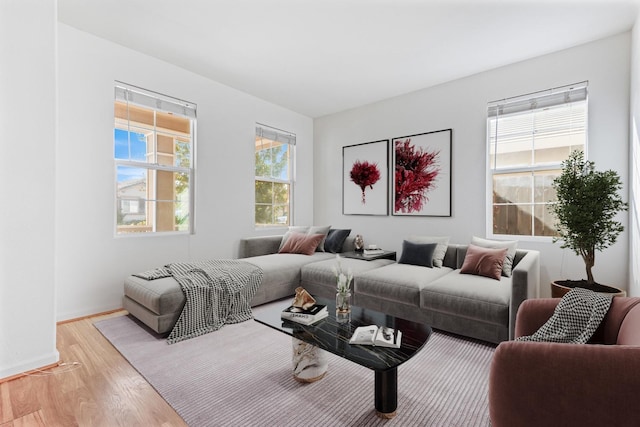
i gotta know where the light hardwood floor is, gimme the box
[0,311,187,427]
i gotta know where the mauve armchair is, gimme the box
[489,296,640,427]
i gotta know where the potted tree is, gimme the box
[550,150,628,297]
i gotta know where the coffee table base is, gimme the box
[375,368,398,418]
[292,338,328,383]
[376,410,397,419]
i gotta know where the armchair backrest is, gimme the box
[591,297,640,345]
[516,296,640,345]
[616,299,640,345]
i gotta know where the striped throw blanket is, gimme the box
[142,260,263,344]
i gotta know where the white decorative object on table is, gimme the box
[292,338,328,383]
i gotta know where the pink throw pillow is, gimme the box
[278,233,324,255]
[460,244,508,280]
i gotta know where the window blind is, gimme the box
[488,82,587,117]
[115,81,196,119]
[488,82,588,170]
[256,124,296,145]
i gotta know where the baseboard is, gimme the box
[57,305,124,323]
[57,308,126,325]
[0,350,60,383]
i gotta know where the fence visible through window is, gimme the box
[487,82,587,238]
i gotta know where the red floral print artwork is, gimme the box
[394,139,440,213]
[350,160,381,204]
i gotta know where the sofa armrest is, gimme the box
[508,249,540,340]
[238,235,282,258]
[489,341,640,427]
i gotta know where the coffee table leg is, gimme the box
[375,368,397,418]
[291,338,328,383]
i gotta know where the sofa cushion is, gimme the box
[460,244,507,280]
[278,232,324,255]
[421,270,511,325]
[124,275,185,315]
[355,263,453,306]
[398,241,436,267]
[308,225,332,252]
[470,236,517,277]
[301,256,394,297]
[408,235,450,267]
[278,226,309,251]
[278,225,332,252]
[245,252,334,305]
[324,229,351,253]
[245,252,334,286]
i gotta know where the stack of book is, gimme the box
[281,304,328,325]
[363,248,385,256]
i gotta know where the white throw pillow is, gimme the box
[308,225,332,252]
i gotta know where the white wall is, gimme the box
[56,24,314,320]
[314,33,631,298]
[0,0,59,378]
[630,13,640,297]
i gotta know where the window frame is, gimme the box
[254,123,296,229]
[114,82,196,236]
[486,82,588,241]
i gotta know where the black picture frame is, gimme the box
[342,139,389,215]
[392,129,452,217]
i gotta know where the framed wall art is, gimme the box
[392,129,452,217]
[342,139,389,215]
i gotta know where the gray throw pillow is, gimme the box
[398,241,437,268]
[408,236,450,267]
[324,229,351,253]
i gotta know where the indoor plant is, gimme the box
[332,255,353,322]
[549,150,628,295]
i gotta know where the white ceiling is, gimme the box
[58,0,639,118]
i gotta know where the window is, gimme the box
[254,124,295,227]
[114,82,196,234]
[487,82,587,238]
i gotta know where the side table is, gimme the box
[341,250,396,261]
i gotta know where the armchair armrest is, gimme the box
[509,250,540,339]
[490,341,640,427]
[514,298,559,338]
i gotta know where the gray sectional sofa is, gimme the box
[123,233,539,344]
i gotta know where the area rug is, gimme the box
[95,314,495,427]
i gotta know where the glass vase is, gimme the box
[336,291,351,323]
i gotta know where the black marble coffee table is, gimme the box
[253,297,432,418]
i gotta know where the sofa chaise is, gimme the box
[123,232,539,344]
[122,234,361,334]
